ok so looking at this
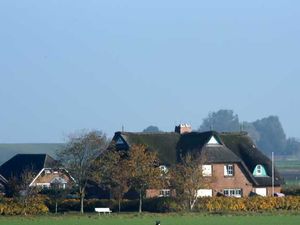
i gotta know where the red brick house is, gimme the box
[0,154,74,192]
[111,124,283,198]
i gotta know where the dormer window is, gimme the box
[253,164,267,177]
[116,137,124,145]
[257,165,262,174]
[207,136,221,146]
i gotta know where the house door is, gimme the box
[255,188,267,196]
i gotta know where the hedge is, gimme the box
[45,196,300,213]
[0,196,49,215]
[195,196,300,212]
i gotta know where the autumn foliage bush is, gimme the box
[0,196,48,215]
[195,196,300,212]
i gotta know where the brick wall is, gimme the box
[145,163,281,198]
[210,163,253,197]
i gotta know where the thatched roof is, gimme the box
[112,130,283,187]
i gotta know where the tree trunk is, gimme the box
[118,198,121,213]
[55,201,58,214]
[139,190,142,213]
[80,187,85,214]
[80,195,84,214]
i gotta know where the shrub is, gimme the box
[142,197,181,212]
[194,196,300,212]
[0,196,48,215]
[282,186,300,196]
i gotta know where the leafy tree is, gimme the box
[170,154,208,211]
[56,130,108,214]
[95,149,130,212]
[127,144,161,213]
[199,110,300,156]
[252,116,286,154]
[142,125,161,133]
[285,138,300,156]
[243,122,261,144]
[199,110,240,132]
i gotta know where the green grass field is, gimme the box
[0,214,300,225]
[276,160,300,186]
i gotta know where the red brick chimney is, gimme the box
[175,124,192,134]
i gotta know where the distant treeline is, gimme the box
[144,109,300,157]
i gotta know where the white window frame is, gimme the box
[223,188,242,197]
[159,165,168,174]
[197,189,213,197]
[224,164,234,176]
[159,189,170,197]
[256,165,262,175]
[202,165,212,176]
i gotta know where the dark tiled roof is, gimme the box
[112,131,284,187]
[0,154,58,180]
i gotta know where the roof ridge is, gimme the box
[120,131,178,135]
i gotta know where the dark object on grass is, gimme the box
[156,221,160,225]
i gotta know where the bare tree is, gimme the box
[42,181,71,214]
[57,130,108,214]
[17,170,40,215]
[170,154,209,211]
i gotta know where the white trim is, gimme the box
[159,189,171,197]
[29,168,45,187]
[59,167,76,183]
[224,188,242,197]
[207,136,221,146]
[0,174,8,183]
[30,167,75,187]
[224,164,234,176]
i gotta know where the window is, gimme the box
[116,137,124,145]
[159,189,170,197]
[253,164,267,177]
[197,189,213,197]
[207,136,221,146]
[202,165,212,176]
[159,165,168,174]
[257,165,262,175]
[224,164,234,176]
[223,188,242,197]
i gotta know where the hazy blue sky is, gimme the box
[0,1,299,142]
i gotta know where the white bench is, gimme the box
[95,208,112,215]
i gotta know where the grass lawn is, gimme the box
[0,213,300,225]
